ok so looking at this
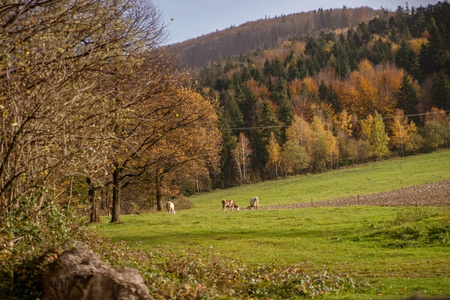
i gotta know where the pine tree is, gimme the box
[296,54,309,79]
[396,72,421,115]
[419,18,444,77]
[226,95,245,129]
[253,100,280,176]
[431,71,450,110]
[395,40,420,79]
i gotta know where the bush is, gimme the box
[172,195,194,210]
[420,121,448,151]
[0,192,87,299]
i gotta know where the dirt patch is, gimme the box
[260,180,450,210]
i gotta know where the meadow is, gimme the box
[92,150,450,299]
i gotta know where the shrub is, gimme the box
[172,195,194,210]
[420,121,448,151]
[0,192,87,299]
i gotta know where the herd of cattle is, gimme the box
[165,196,259,214]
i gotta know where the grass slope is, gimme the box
[93,150,450,298]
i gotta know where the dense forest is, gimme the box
[193,1,450,188]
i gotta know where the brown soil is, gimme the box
[260,180,450,210]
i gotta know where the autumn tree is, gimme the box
[0,0,165,215]
[361,112,390,159]
[280,116,310,175]
[141,89,222,211]
[389,110,420,156]
[265,132,282,178]
[309,116,339,171]
[231,132,252,183]
[335,61,403,119]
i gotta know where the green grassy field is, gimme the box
[92,150,450,299]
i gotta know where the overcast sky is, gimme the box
[155,0,439,45]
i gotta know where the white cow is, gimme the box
[248,196,259,210]
[166,201,176,214]
[222,199,240,211]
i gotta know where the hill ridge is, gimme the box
[166,6,391,68]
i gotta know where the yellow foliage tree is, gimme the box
[265,132,282,178]
[336,63,403,119]
[281,116,310,175]
[337,109,355,136]
[361,111,390,159]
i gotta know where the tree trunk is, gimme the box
[88,178,100,223]
[155,174,163,211]
[110,167,121,223]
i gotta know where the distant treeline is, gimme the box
[167,6,387,67]
[193,2,450,188]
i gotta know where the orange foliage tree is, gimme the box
[335,60,403,119]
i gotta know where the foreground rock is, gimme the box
[42,241,152,300]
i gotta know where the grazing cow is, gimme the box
[222,199,240,211]
[248,196,259,210]
[166,201,176,214]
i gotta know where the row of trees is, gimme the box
[232,108,448,182]
[0,0,222,223]
[196,2,450,186]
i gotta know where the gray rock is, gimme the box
[41,241,152,300]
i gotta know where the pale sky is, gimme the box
[155,0,439,45]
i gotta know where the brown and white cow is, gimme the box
[222,199,240,211]
[248,196,259,210]
[166,201,176,214]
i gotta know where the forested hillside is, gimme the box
[193,2,450,188]
[167,6,388,67]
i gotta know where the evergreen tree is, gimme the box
[271,78,293,144]
[271,78,289,105]
[249,65,264,83]
[419,18,444,77]
[395,40,420,79]
[396,72,421,116]
[318,80,328,103]
[217,113,237,188]
[226,96,245,129]
[252,100,280,176]
[368,16,389,35]
[296,54,309,79]
[286,52,300,81]
[409,9,427,38]
[431,71,450,110]
[369,38,393,65]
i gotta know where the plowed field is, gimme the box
[261,180,450,210]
